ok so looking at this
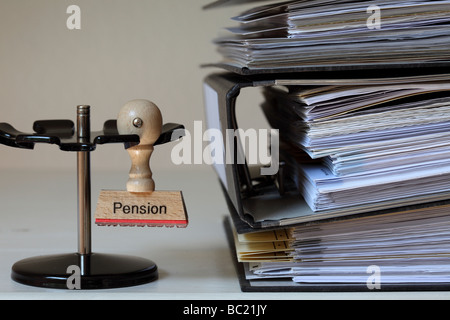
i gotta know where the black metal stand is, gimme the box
[0,106,184,289]
[11,253,158,290]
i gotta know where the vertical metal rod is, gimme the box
[77,106,92,262]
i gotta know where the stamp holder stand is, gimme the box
[0,105,184,289]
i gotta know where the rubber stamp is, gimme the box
[94,99,188,228]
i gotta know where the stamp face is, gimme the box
[95,190,188,227]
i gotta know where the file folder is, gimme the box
[203,70,450,234]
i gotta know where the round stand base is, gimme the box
[11,253,158,289]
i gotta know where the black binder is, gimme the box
[203,69,450,233]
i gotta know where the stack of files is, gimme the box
[228,74,450,290]
[227,203,450,291]
[261,75,450,213]
[211,0,450,73]
[203,0,450,291]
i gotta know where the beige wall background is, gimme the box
[0,0,267,173]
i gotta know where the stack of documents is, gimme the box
[230,203,450,289]
[225,71,450,290]
[262,76,450,212]
[204,0,450,291]
[213,0,450,72]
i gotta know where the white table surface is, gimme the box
[0,167,449,300]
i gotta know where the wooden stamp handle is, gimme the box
[117,100,163,192]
